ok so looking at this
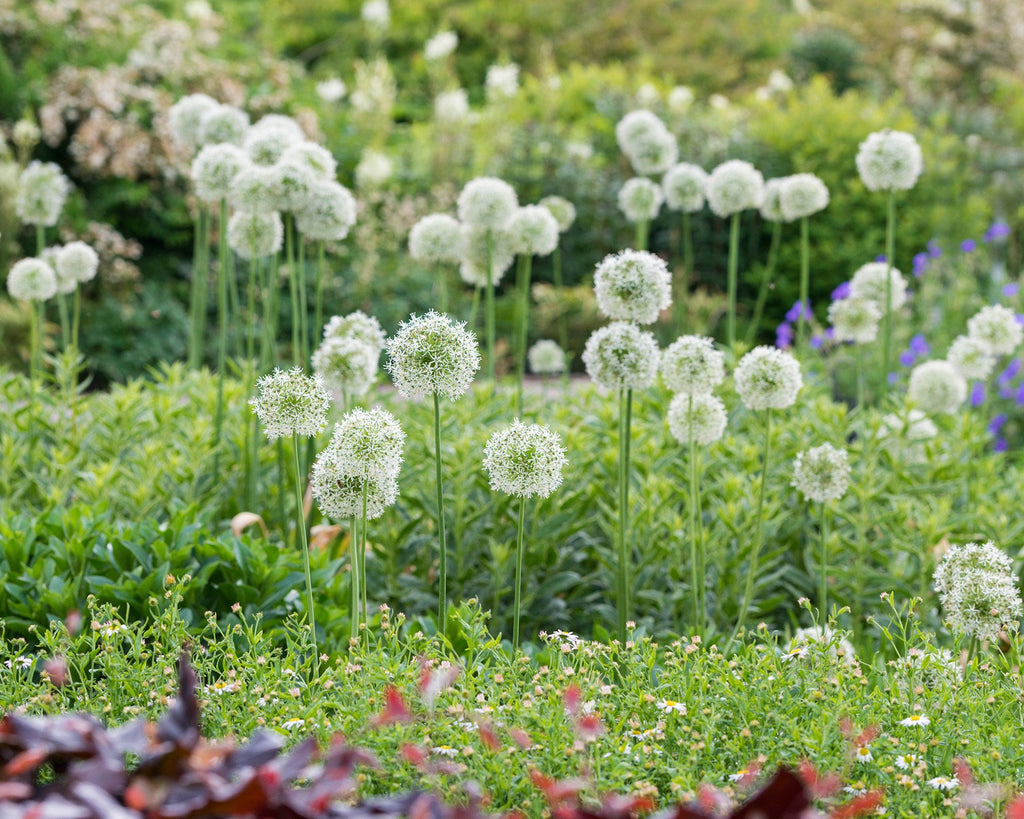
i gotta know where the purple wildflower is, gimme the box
[810,333,824,350]
[875,254,888,263]
[927,240,942,258]
[775,322,793,349]
[988,413,1008,434]
[912,252,929,277]
[998,358,1021,385]
[995,437,1008,453]
[960,239,977,254]
[831,281,851,301]
[887,372,899,385]
[1003,283,1019,299]
[1015,382,1024,406]
[899,350,916,367]
[970,382,986,407]
[984,221,1011,242]
[909,334,929,356]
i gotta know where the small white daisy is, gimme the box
[899,714,931,727]
[894,753,919,770]
[655,699,687,714]
[854,745,873,763]
[280,718,306,730]
[926,776,958,791]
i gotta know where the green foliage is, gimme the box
[788,27,864,93]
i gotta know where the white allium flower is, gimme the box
[784,626,857,665]
[849,261,907,312]
[12,119,40,150]
[856,129,923,192]
[458,225,515,287]
[279,142,337,178]
[323,406,404,485]
[661,335,726,396]
[667,85,695,114]
[779,173,829,221]
[828,297,882,344]
[250,367,330,440]
[507,205,559,257]
[435,89,470,123]
[409,213,462,265]
[7,258,58,302]
[355,149,393,188]
[47,246,77,295]
[582,321,661,390]
[877,409,937,465]
[316,77,347,103]
[361,0,389,28]
[483,420,567,499]
[243,125,297,166]
[616,110,663,150]
[706,159,765,218]
[667,392,728,446]
[528,339,567,375]
[294,181,357,241]
[792,443,851,503]
[538,195,576,232]
[312,336,378,399]
[946,335,995,381]
[229,165,279,213]
[617,177,664,224]
[933,540,1022,641]
[758,177,786,222]
[966,304,1023,356]
[615,109,678,176]
[485,63,520,101]
[311,461,397,520]
[56,241,99,284]
[385,310,481,400]
[457,177,518,230]
[662,163,708,213]
[269,159,316,212]
[191,143,249,203]
[15,161,71,227]
[227,210,284,260]
[734,345,803,411]
[168,93,218,152]
[907,360,967,414]
[593,249,672,325]
[250,114,305,140]
[425,30,458,61]
[197,104,250,147]
[635,82,660,108]
[323,310,386,352]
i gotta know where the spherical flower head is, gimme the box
[878,409,937,465]
[229,165,280,213]
[706,160,765,218]
[828,297,881,344]
[311,455,398,520]
[56,241,99,284]
[168,93,218,153]
[12,119,40,151]
[362,0,389,29]
[615,110,664,153]
[618,177,664,224]
[15,161,71,227]
[269,159,316,213]
[856,129,923,192]
[792,443,851,503]
[967,304,1023,356]
[46,246,77,295]
[483,420,567,499]
[485,63,520,101]
[849,261,907,313]
[734,346,802,411]
[243,124,297,166]
[279,142,337,178]
[779,173,829,221]
[785,626,857,665]
[385,311,481,400]
[661,335,726,396]
[538,195,576,233]
[355,150,393,189]
[410,213,462,265]
[316,78,347,103]
[191,143,249,203]
[508,205,559,257]
[667,392,728,446]
[457,177,518,230]
[528,339,567,375]
[662,163,708,213]
[759,178,786,222]
[593,249,671,325]
[933,541,1022,641]
[7,257,58,302]
[425,30,458,61]
[250,114,306,142]
[434,89,470,124]
[582,321,661,391]
[323,310,386,352]
[458,225,515,287]
[907,360,967,414]
[946,335,995,381]
[250,367,330,440]
[312,336,378,398]
[294,181,357,241]
[323,406,404,485]
[197,104,250,148]
[227,210,284,260]
[615,110,677,176]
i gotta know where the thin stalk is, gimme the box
[437,263,449,314]
[36,225,45,256]
[291,432,319,672]
[314,241,326,345]
[819,500,828,620]
[56,294,70,349]
[349,514,360,643]
[681,211,694,279]
[881,191,895,398]
[635,219,649,252]
[189,208,210,369]
[726,212,740,350]
[262,254,280,371]
[798,216,810,349]
[433,392,449,633]
[515,253,533,416]
[513,495,526,648]
[213,199,230,461]
[485,231,496,384]
[552,245,569,388]
[286,218,301,368]
[687,396,702,632]
[468,286,481,335]
[616,388,634,642]
[747,221,782,345]
[360,481,368,637]
[298,238,309,368]
[246,257,258,363]
[28,300,41,388]
[275,438,286,532]
[71,289,82,352]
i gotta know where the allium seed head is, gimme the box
[385,311,480,400]
[312,337,379,400]
[593,249,671,325]
[243,125,298,166]
[706,159,765,218]
[227,210,284,260]
[250,367,330,440]
[294,181,357,241]
[457,177,518,230]
[355,150,393,189]
[907,360,967,414]
[792,443,851,503]
[191,143,249,203]
[56,241,99,284]
[856,129,923,192]
[229,165,280,213]
[877,409,937,465]
[946,335,995,381]
[582,321,661,391]
[667,392,728,446]
[661,335,725,396]
[434,89,470,124]
[759,178,786,222]
[779,173,829,221]
[483,420,567,499]
[849,261,907,313]
[7,257,58,302]
[615,110,677,176]
[538,195,576,233]
[269,159,316,212]
[279,142,337,178]
[168,93,218,153]
[828,297,881,344]
[933,541,1022,641]
[323,310,386,352]
[507,205,559,257]
[485,63,520,101]
[734,345,802,411]
[250,114,305,142]
[425,30,458,61]
[661,163,708,213]
[197,103,250,147]
[409,213,463,265]
[47,246,78,295]
[528,340,567,375]
[15,161,71,227]
[458,225,515,287]
[967,304,1023,356]
[311,461,397,520]
[617,177,664,224]
[321,407,404,485]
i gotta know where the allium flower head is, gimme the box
[907,360,967,414]
[7,258,58,302]
[294,181,357,241]
[483,420,567,499]
[458,225,515,287]
[279,142,337,178]
[250,114,305,141]
[528,340,567,375]
[250,367,330,440]
[435,89,470,123]
[828,297,881,344]
[507,205,559,257]
[409,213,462,265]
[311,459,397,520]
[485,63,520,101]
[385,311,480,400]
[667,392,728,446]
[734,346,802,411]
[457,177,518,230]
[759,178,786,222]
[661,335,726,396]
[539,195,576,233]
[877,409,937,464]
[56,241,99,284]
[362,0,389,29]
[933,540,1022,641]
[784,626,857,665]
[312,336,378,399]
[662,163,708,213]
[593,249,671,325]
[229,165,279,213]
[355,150,393,189]
[227,210,284,260]
[322,407,404,485]
[615,110,677,176]
[668,85,694,113]
[856,129,923,192]
[269,159,316,212]
[168,93,218,153]
[792,444,851,503]
[243,125,297,166]
[15,161,71,227]
[779,173,829,221]
[967,304,1023,356]
[946,335,995,381]
[316,78,347,103]
[582,321,661,390]
[849,261,907,312]
[46,246,78,295]
[425,30,458,61]
[197,104,250,147]
[706,159,765,218]
[191,143,249,203]
[323,310,386,352]
[617,177,664,224]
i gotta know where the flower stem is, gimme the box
[213,199,230,462]
[688,395,703,632]
[616,387,634,642]
[798,216,810,349]
[246,257,258,363]
[635,219,649,252]
[468,285,481,335]
[291,432,319,673]
[552,245,570,390]
[56,294,70,349]
[819,500,828,620]
[681,211,694,278]
[298,238,309,368]
[188,207,210,369]
[726,212,740,350]
[747,220,781,345]
[360,481,368,638]
[262,254,280,371]
[28,300,40,389]
[286,218,301,368]
[513,495,526,648]
[349,514,360,643]
[881,190,895,398]
[485,231,496,385]
[433,392,449,634]
[515,253,533,416]
[314,240,325,351]
[437,263,449,314]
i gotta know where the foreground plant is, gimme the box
[6,258,57,388]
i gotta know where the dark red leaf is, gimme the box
[372,686,414,727]
[732,768,809,819]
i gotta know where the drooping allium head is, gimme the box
[849,261,907,313]
[483,420,567,499]
[409,213,462,265]
[617,177,664,224]
[508,205,560,257]
[229,165,280,213]
[593,249,671,325]
[582,321,661,390]
[946,335,995,381]
[485,63,520,101]
[434,89,470,124]
[661,163,708,213]
[323,310,386,353]
[779,173,829,221]
[294,180,357,241]
[279,142,338,178]
[539,195,576,233]
[227,210,284,260]
[615,109,678,176]
[243,124,297,166]
[321,406,404,485]
[167,93,218,153]
[528,339,567,375]
[250,367,331,440]
[197,103,250,148]
[967,304,1023,356]
[661,335,726,396]
[311,459,398,520]
[907,360,967,414]
[856,129,923,192]
[312,337,378,399]
[15,161,72,227]
[458,225,515,287]
[7,258,58,302]
[933,541,1022,641]
[759,177,786,222]
[424,29,458,61]
[734,346,802,411]
[191,143,249,203]
[792,444,851,503]
[828,297,881,344]
[457,177,518,230]
[56,241,99,284]
[706,159,765,218]
[269,159,316,213]
[385,311,481,400]
[355,149,393,189]
[667,392,728,446]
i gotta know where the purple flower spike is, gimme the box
[775,322,793,349]
[899,350,916,367]
[909,333,930,355]
[984,221,1011,242]
[1003,283,1019,299]
[831,281,851,301]
[875,254,888,263]
[1000,386,1015,400]
[970,382,986,407]
[912,252,929,277]
[960,239,977,254]
[887,372,899,385]
[825,327,835,340]
[998,358,1022,385]
[1015,382,1024,406]
[995,437,1009,453]
[988,413,1008,434]
[785,301,802,323]
[927,240,942,258]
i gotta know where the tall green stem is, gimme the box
[314,241,326,347]
[467,286,481,335]
[819,500,828,620]
[726,212,740,350]
[213,199,230,460]
[687,395,703,632]
[349,514,360,643]
[262,254,280,371]
[681,211,694,279]
[246,257,259,363]
[28,300,41,388]
[433,392,449,633]
[437,264,449,314]
[286,218,301,368]
[515,253,533,415]
[747,221,782,345]
[513,495,527,648]
[298,238,309,368]
[880,191,895,398]
[291,432,319,671]
[71,289,82,353]
[56,294,70,349]
[360,482,368,636]
[635,219,649,252]
[616,388,634,642]
[798,216,810,349]
[485,231,496,384]
[189,208,210,369]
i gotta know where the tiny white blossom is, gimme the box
[899,714,931,728]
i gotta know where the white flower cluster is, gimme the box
[168,93,218,153]
[759,178,786,223]
[615,109,678,176]
[661,163,708,213]
[197,103,249,148]
[582,321,660,390]
[485,63,520,101]
[192,143,249,203]
[907,360,966,415]
[314,310,386,399]
[933,541,1022,641]
[734,346,802,411]
[966,304,1022,356]
[56,241,99,285]
[828,297,881,344]
[409,213,462,265]
[15,161,72,227]
[849,261,907,313]
[7,257,57,302]
[667,393,727,446]
[538,195,576,233]
[435,89,470,124]
[457,177,519,230]
[227,210,284,260]
[324,310,387,350]
[424,30,458,61]
[355,149,393,189]
[661,335,725,396]
[856,129,923,192]
[294,181,357,241]
[792,443,851,503]
[946,335,995,381]
[617,177,663,224]
[385,311,481,400]
[877,409,937,465]
[706,159,765,218]
[782,626,857,665]
[250,367,330,440]
[527,339,567,375]
[779,173,829,221]
[483,419,567,499]
[507,205,559,257]
[593,249,671,325]
[458,225,515,287]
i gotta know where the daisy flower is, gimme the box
[900,714,931,728]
